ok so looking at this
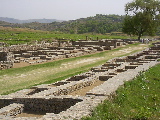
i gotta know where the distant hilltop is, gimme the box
[0,14,159,35]
[0,17,64,23]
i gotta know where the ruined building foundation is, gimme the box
[0,41,159,120]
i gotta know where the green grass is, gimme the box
[82,64,160,120]
[0,27,134,45]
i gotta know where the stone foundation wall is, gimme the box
[0,103,24,117]
[0,97,82,117]
[0,52,14,70]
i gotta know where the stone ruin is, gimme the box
[0,52,14,70]
[0,39,139,70]
[0,40,71,69]
[0,42,159,120]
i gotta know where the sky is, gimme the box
[0,0,133,21]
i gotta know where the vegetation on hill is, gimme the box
[0,14,124,34]
[51,14,124,34]
[0,14,159,40]
[0,17,63,23]
[0,26,132,45]
[83,63,160,120]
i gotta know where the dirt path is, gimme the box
[0,44,148,95]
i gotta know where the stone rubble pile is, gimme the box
[0,41,159,120]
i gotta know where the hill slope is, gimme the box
[0,14,124,34]
[0,14,160,35]
[0,17,63,23]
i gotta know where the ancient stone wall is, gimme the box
[0,52,14,70]
[0,103,24,117]
[0,97,82,118]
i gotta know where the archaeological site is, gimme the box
[0,39,137,69]
[0,39,160,120]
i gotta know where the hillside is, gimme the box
[0,17,63,23]
[0,14,124,34]
[51,14,124,34]
[0,14,160,35]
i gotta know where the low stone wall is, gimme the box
[0,96,82,117]
[0,61,13,70]
[0,103,24,117]
[30,78,97,96]
[0,52,14,70]
[72,39,125,48]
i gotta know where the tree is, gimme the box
[122,0,160,40]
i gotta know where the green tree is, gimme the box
[122,0,160,40]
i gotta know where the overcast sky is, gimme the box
[0,0,133,21]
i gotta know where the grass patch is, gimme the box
[0,27,134,45]
[82,64,160,120]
